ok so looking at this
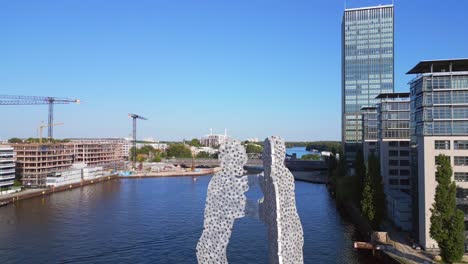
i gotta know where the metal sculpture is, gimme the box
[197,136,304,264]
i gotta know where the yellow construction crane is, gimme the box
[38,122,64,143]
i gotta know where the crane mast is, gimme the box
[128,113,148,165]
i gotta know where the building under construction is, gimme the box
[71,141,125,170]
[13,140,125,188]
[14,143,75,188]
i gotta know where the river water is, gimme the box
[0,174,379,264]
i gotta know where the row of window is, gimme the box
[389,159,410,166]
[389,179,410,185]
[389,169,410,176]
[388,141,410,147]
[389,150,410,156]
[435,140,468,150]
[423,107,468,120]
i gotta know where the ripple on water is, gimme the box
[0,176,379,264]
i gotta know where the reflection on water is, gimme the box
[0,176,379,263]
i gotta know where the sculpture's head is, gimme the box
[262,136,286,164]
[219,138,248,174]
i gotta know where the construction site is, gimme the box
[0,95,134,189]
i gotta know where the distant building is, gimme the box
[46,163,103,187]
[71,142,124,170]
[69,138,130,159]
[136,142,168,151]
[408,59,468,250]
[0,145,16,189]
[376,93,412,231]
[246,138,259,143]
[200,129,229,148]
[13,143,75,188]
[13,139,125,188]
[342,4,394,165]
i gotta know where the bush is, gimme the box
[300,154,321,161]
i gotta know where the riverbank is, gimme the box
[293,171,328,184]
[0,175,119,207]
[120,167,220,178]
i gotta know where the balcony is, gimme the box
[0,169,16,174]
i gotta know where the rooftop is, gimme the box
[376,92,410,99]
[345,4,393,12]
[407,59,468,74]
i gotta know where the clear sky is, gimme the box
[1,0,467,141]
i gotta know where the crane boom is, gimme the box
[0,95,80,138]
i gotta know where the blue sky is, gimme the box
[1,0,467,141]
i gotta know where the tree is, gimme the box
[188,138,202,147]
[367,154,386,228]
[196,151,211,159]
[166,144,192,158]
[245,143,263,154]
[354,149,366,202]
[151,155,162,162]
[8,138,22,143]
[361,173,375,223]
[430,154,465,263]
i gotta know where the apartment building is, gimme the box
[0,145,16,189]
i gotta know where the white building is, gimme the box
[136,142,168,151]
[200,129,229,148]
[46,163,104,187]
[0,145,16,189]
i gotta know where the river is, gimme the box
[0,174,380,263]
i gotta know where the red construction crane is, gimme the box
[0,95,80,139]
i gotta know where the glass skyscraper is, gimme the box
[342,5,394,163]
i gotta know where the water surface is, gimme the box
[0,176,378,263]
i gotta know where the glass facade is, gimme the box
[362,107,378,141]
[342,5,394,162]
[410,73,468,138]
[377,96,410,140]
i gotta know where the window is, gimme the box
[400,141,409,147]
[455,156,468,166]
[389,169,399,175]
[435,140,450,150]
[389,141,398,147]
[400,160,410,166]
[400,150,409,156]
[389,160,398,166]
[455,140,468,150]
[389,150,398,156]
[400,179,410,185]
[389,179,398,185]
[455,172,468,182]
[400,170,410,176]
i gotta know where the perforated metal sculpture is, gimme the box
[197,137,304,264]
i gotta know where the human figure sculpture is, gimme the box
[197,136,304,264]
[196,139,249,264]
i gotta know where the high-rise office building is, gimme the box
[342,5,394,164]
[408,59,468,250]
